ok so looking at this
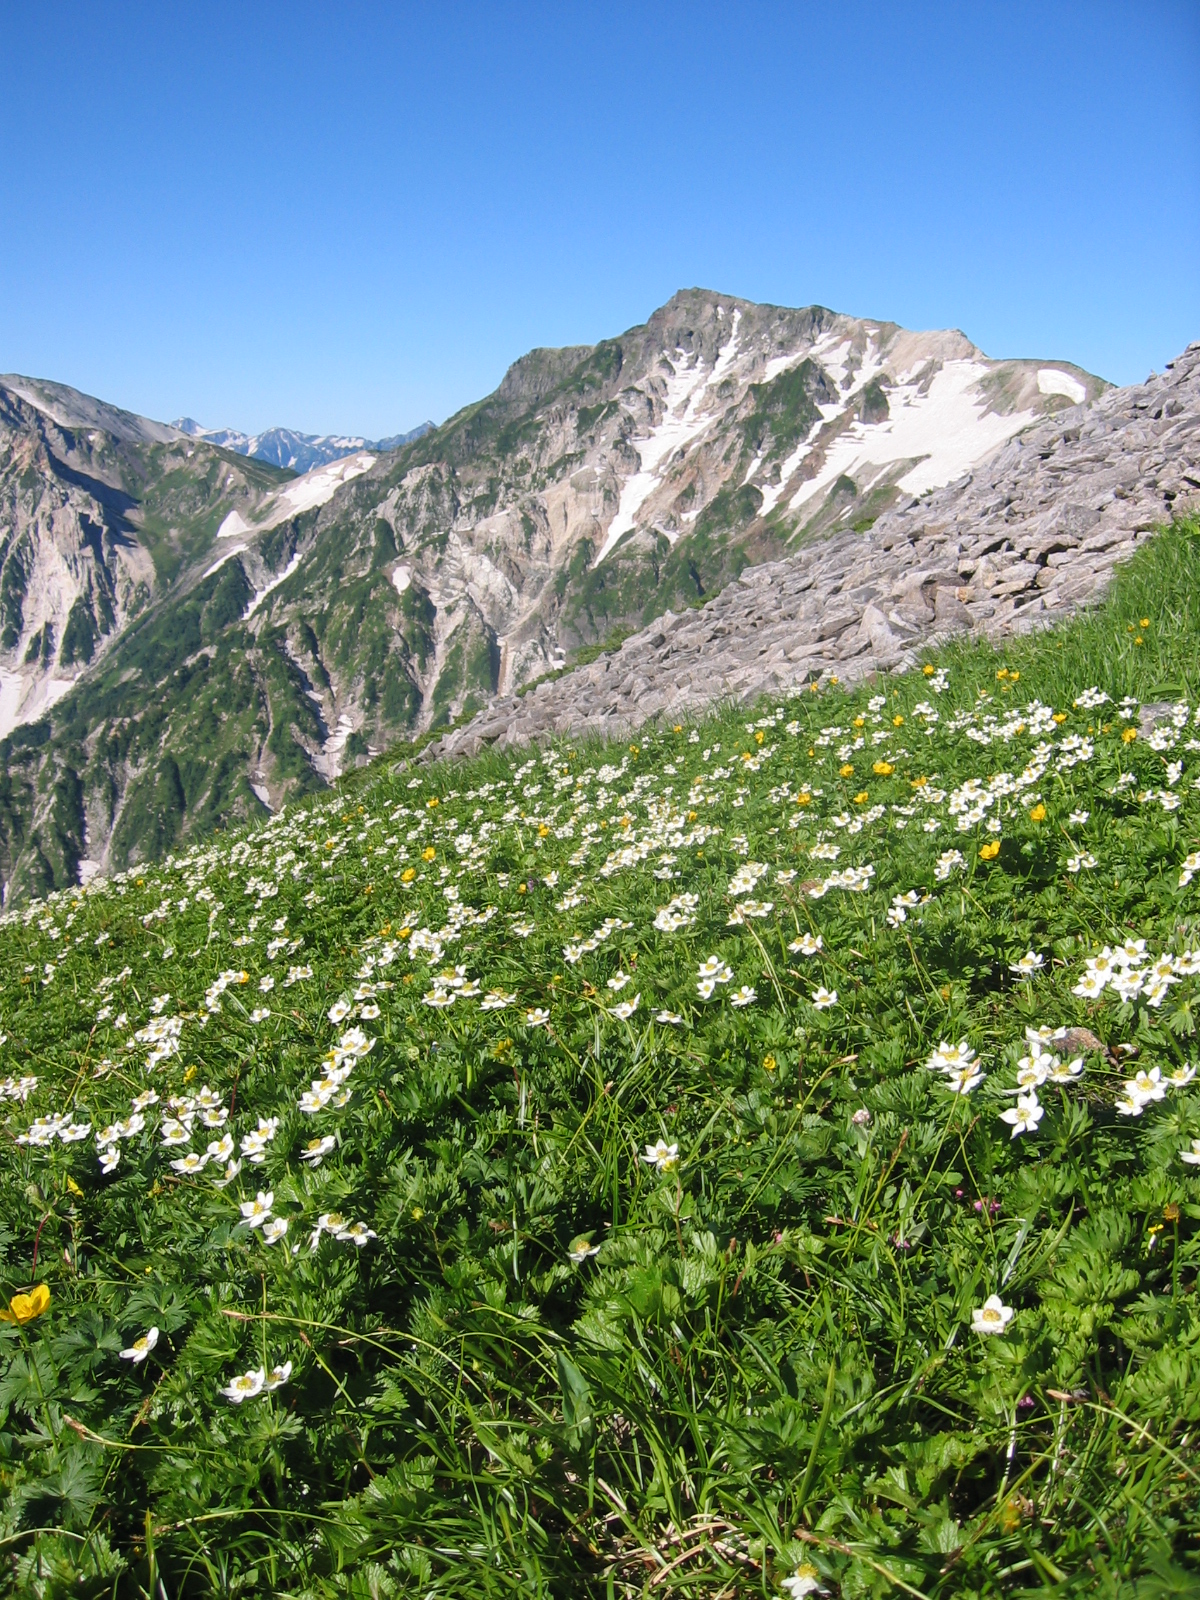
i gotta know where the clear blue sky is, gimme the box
[1,2,1197,437]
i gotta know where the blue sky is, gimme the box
[1,2,1196,437]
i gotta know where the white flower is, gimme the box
[782,1563,825,1598]
[944,1065,984,1095]
[1165,1063,1196,1088]
[1072,970,1107,999]
[336,1221,377,1247]
[811,987,837,1010]
[264,1360,292,1391]
[327,999,352,1024]
[999,1093,1043,1137]
[98,1144,120,1174]
[258,976,275,993]
[299,1136,336,1165]
[359,1003,381,1020]
[606,971,631,992]
[160,1119,191,1147]
[697,955,733,982]
[249,1007,271,1023]
[927,1040,976,1072]
[971,1295,1014,1335]
[170,1150,209,1176]
[1180,1139,1200,1166]
[120,1327,159,1363]
[655,1010,684,1024]
[568,1236,601,1264]
[240,1191,274,1228]
[1066,852,1097,873]
[641,1139,679,1172]
[730,985,757,1008]
[480,990,516,1010]
[262,1217,289,1245]
[1068,810,1090,824]
[1126,1067,1166,1104]
[1010,951,1044,976]
[696,976,717,1000]
[206,1133,234,1163]
[611,994,640,1020]
[220,1368,266,1404]
[525,1008,550,1028]
[1114,1094,1145,1117]
[788,933,823,956]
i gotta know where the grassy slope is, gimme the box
[2,522,1200,1597]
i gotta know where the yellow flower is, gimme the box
[401,868,416,883]
[673,724,682,733]
[893,714,904,726]
[839,763,855,778]
[754,730,765,744]
[795,792,812,806]
[853,716,866,729]
[979,841,1001,861]
[0,1284,50,1324]
[1029,804,1046,823]
[1052,712,1067,724]
[1122,727,1137,744]
[687,809,697,821]
[426,797,439,808]
[829,676,839,685]
[923,663,935,676]
[873,760,894,776]
[854,791,869,804]
[1140,618,1149,628]
[628,744,639,755]
[910,775,928,789]
[421,847,436,862]
[763,1054,777,1072]
[537,824,549,837]
[997,668,1009,680]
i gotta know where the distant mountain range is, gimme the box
[0,292,1107,899]
[172,417,434,474]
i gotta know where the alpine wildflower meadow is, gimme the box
[4,520,1200,1598]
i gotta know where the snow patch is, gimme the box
[244,550,303,619]
[203,545,245,579]
[250,782,272,808]
[596,310,743,565]
[1038,368,1087,405]
[391,563,411,595]
[216,509,250,540]
[268,452,375,521]
[789,360,1040,513]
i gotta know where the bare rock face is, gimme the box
[424,342,1200,761]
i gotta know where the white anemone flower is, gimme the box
[170,1150,209,1176]
[999,1093,1043,1137]
[220,1368,266,1403]
[336,1221,377,1247]
[1180,1139,1200,1166]
[264,1360,293,1391]
[1010,951,1044,976]
[782,1563,826,1598]
[262,1217,289,1245]
[730,985,757,1008]
[240,1191,274,1228]
[525,1008,550,1028]
[611,995,640,1020]
[811,987,838,1010]
[655,1010,684,1024]
[299,1136,337,1165]
[944,1065,984,1095]
[120,1327,159,1363]
[971,1295,1014,1335]
[642,1139,679,1172]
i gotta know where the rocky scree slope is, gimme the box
[427,341,1200,759]
[0,292,1102,898]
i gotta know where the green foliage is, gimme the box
[2,520,1200,1594]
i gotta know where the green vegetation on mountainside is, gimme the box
[2,522,1200,1596]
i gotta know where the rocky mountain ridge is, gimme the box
[426,340,1200,761]
[173,417,434,474]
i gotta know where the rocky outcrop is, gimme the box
[424,342,1200,760]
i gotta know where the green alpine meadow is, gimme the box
[5,519,1200,1598]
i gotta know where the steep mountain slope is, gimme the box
[0,291,1107,898]
[174,418,434,473]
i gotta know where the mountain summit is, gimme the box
[172,418,434,475]
[0,291,1107,898]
